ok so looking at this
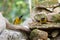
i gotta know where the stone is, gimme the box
[51,30,59,38]
[47,38,50,40]
[30,29,48,40]
[0,29,28,40]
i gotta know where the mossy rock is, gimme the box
[30,29,48,40]
[34,14,47,20]
[52,14,60,22]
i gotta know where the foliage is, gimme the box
[0,0,30,23]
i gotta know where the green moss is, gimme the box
[52,14,60,23]
[34,14,47,21]
[30,29,39,40]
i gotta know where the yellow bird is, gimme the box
[13,15,23,25]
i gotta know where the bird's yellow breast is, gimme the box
[13,17,22,25]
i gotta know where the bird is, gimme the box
[13,15,23,25]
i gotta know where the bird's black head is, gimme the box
[19,15,23,19]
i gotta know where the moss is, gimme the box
[30,29,39,40]
[34,14,47,21]
[52,14,60,23]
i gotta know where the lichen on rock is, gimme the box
[30,29,48,40]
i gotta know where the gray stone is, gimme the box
[30,29,48,40]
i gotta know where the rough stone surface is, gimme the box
[0,29,28,40]
[30,29,48,40]
[29,22,60,29]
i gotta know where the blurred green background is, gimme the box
[0,0,58,23]
[0,0,30,23]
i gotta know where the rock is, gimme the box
[53,7,60,14]
[51,35,60,40]
[47,38,50,40]
[51,30,59,38]
[29,22,60,29]
[30,29,48,40]
[34,14,47,24]
[0,13,6,33]
[29,4,60,40]
[0,29,28,40]
[48,13,60,22]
